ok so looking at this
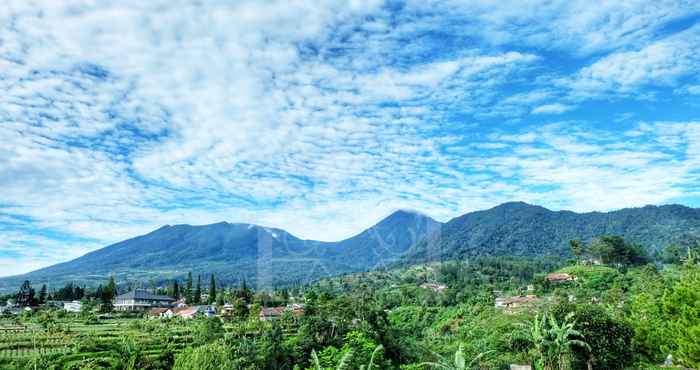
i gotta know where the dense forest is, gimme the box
[1,236,700,369]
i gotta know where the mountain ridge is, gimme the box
[401,202,700,263]
[1,203,699,292]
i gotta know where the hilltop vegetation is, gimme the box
[2,236,700,369]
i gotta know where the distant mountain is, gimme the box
[0,210,439,292]
[2,202,699,293]
[402,202,700,263]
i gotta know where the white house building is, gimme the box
[63,301,82,312]
[113,289,175,311]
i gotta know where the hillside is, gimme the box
[402,202,700,263]
[0,210,438,292]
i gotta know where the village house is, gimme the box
[173,305,216,319]
[113,289,175,311]
[582,258,603,266]
[259,307,286,321]
[63,300,82,313]
[259,304,306,321]
[148,307,173,319]
[45,300,65,309]
[419,282,448,293]
[0,306,24,316]
[495,295,542,313]
[545,273,576,282]
[173,307,199,319]
[287,303,305,317]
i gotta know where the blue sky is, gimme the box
[1,0,700,276]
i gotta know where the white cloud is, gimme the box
[566,24,700,97]
[531,103,573,115]
[1,0,699,276]
[407,0,699,55]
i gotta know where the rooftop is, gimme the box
[115,289,175,302]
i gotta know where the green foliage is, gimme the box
[552,303,633,369]
[173,342,234,370]
[518,312,589,370]
[112,336,147,370]
[589,236,649,267]
[17,280,37,307]
[3,247,696,370]
[662,262,700,368]
[208,275,217,304]
[192,317,225,346]
[420,345,492,370]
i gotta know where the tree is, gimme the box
[663,243,700,264]
[312,331,392,370]
[17,280,36,307]
[106,276,118,298]
[100,276,117,312]
[208,274,217,304]
[185,272,193,304]
[194,274,202,304]
[233,298,249,320]
[552,303,633,369]
[519,312,589,370]
[590,236,649,267]
[172,280,180,299]
[38,284,47,305]
[569,240,584,263]
[663,261,700,368]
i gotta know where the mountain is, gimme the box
[2,202,700,293]
[0,210,439,292]
[401,202,700,263]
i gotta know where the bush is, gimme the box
[551,302,633,370]
[173,342,234,370]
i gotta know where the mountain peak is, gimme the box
[492,201,542,210]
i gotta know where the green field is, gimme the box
[0,317,195,369]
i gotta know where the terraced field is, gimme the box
[0,317,195,369]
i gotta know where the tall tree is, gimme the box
[185,272,193,303]
[590,236,649,267]
[569,239,584,263]
[38,284,47,305]
[99,277,118,312]
[194,274,202,304]
[172,280,180,299]
[106,276,118,299]
[208,274,217,304]
[17,280,36,307]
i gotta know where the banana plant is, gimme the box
[419,345,493,370]
[310,348,353,370]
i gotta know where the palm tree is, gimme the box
[420,345,493,370]
[519,312,589,370]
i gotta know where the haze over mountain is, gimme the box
[1,202,699,293]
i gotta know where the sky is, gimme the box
[1,0,700,277]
